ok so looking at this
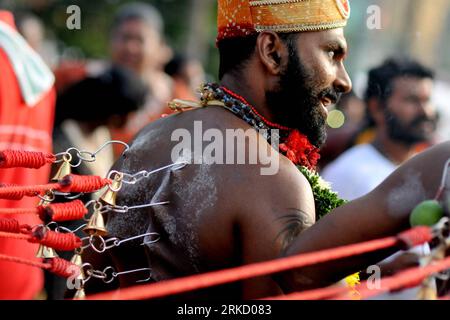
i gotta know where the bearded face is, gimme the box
[266,38,342,148]
[382,76,437,146]
[383,104,437,146]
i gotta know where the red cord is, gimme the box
[30,226,81,251]
[0,218,21,233]
[46,257,80,278]
[86,227,432,300]
[0,231,31,241]
[0,150,56,169]
[221,86,293,131]
[41,200,88,222]
[59,174,112,193]
[0,174,111,200]
[0,253,51,269]
[397,226,434,249]
[0,226,80,251]
[0,254,78,279]
[0,183,60,200]
[0,207,43,215]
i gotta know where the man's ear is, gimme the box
[256,31,286,76]
[367,98,385,125]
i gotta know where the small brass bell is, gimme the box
[83,208,108,237]
[73,287,86,300]
[36,244,59,259]
[70,252,86,282]
[51,158,72,182]
[100,172,123,206]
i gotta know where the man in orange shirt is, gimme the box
[0,10,56,299]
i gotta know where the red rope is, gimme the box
[30,226,81,251]
[87,228,432,300]
[0,183,60,200]
[0,150,56,169]
[40,200,88,222]
[0,207,43,215]
[46,257,80,278]
[0,231,31,240]
[0,223,81,251]
[58,174,111,193]
[0,254,78,279]
[0,253,51,269]
[0,174,111,200]
[0,218,21,233]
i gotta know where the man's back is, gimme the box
[84,106,315,299]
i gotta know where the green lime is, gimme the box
[410,200,444,227]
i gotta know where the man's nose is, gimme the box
[418,101,436,120]
[334,64,352,94]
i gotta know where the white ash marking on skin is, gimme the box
[131,126,164,152]
[152,155,218,270]
[173,160,218,219]
[387,169,427,217]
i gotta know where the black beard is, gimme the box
[265,45,339,148]
[384,107,436,146]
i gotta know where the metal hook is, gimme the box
[45,221,59,230]
[80,236,91,251]
[440,159,450,191]
[104,201,170,214]
[142,162,188,178]
[108,162,188,186]
[88,235,107,254]
[37,190,55,203]
[435,159,450,201]
[119,232,160,246]
[53,151,73,164]
[102,266,151,284]
[93,232,160,252]
[56,223,87,234]
[53,191,85,200]
[93,140,129,157]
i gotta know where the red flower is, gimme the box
[279,130,320,170]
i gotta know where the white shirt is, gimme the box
[322,144,396,201]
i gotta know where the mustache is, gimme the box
[318,87,341,105]
[410,114,436,127]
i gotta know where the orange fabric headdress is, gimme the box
[217,0,350,41]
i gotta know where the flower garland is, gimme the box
[297,166,346,221]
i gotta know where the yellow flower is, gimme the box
[345,272,360,288]
[344,272,361,300]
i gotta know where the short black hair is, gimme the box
[55,66,148,126]
[111,2,163,36]
[217,33,298,80]
[364,57,434,103]
[164,54,190,77]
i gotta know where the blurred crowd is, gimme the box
[0,1,448,300]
